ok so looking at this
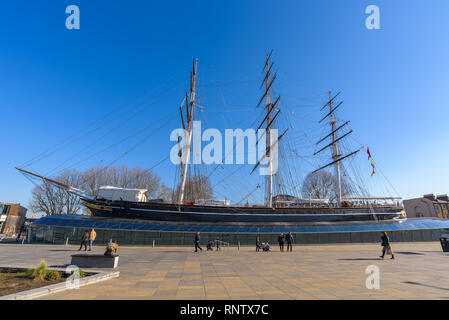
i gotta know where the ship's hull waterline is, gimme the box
[82,199,403,224]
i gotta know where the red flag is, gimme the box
[367,147,375,176]
[367,147,372,159]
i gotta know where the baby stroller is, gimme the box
[206,240,215,251]
[262,242,271,252]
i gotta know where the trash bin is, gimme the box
[440,236,449,252]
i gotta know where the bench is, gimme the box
[71,254,119,269]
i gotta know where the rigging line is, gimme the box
[79,154,171,192]
[372,161,402,198]
[312,149,361,174]
[345,136,397,197]
[46,107,178,176]
[205,110,262,182]
[20,170,41,189]
[198,108,256,113]
[214,180,261,209]
[46,78,186,175]
[30,77,188,172]
[50,110,176,177]
[313,130,353,156]
[20,66,189,169]
[113,155,171,191]
[63,113,175,175]
[213,165,253,196]
[236,185,261,205]
[103,118,175,168]
[316,121,351,145]
[204,63,259,79]
[319,101,343,123]
[199,80,257,88]
[281,71,326,102]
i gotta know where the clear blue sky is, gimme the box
[1,0,449,212]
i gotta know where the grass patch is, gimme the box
[25,260,61,281]
[0,260,65,297]
[71,268,86,278]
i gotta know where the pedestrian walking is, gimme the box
[216,237,221,251]
[278,233,284,252]
[380,231,394,259]
[194,232,202,252]
[256,237,262,252]
[78,230,89,251]
[88,228,96,251]
[286,232,294,252]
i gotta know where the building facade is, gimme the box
[0,203,27,235]
[403,194,449,219]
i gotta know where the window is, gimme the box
[434,204,443,218]
[0,205,10,215]
[414,206,424,217]
[442,204,449,219]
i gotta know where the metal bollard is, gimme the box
[238,241,240,251]
[65,237,69,246]
[152,240,155,248]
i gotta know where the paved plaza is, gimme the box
[0,242,448,300]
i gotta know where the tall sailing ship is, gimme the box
[17,54,405,224]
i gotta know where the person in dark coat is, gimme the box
[216,237,221,251]
[207,240,214,251]
[380,231,394,259]
[194,232,202,252]
[78,230,89,251]
[16,226,25,243]
[256,237,261,252]
[286,232,294,252]
[278,233,285,252]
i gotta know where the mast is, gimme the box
[252,52,284,208]
[329,91,342,206]
[314,91,359,207]
[179,58,198,204]
[265,54,273,208]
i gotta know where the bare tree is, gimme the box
[301,171,352,203]
[81,166,171,200]
[173,174,213,203]
[29,166,171,216]
[29,170,83,215]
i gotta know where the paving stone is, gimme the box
[0,242,446,300]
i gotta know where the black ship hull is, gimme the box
[83,199,403,224]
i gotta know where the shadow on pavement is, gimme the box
[404,281,449,292]
[337,258,383,261]
[394,251,424,255]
